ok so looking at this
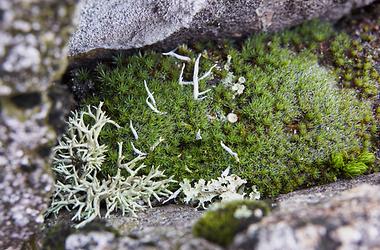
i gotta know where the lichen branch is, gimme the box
[144,80,167,115]
[47,103,174,228]
[220,141,240,162]
[162,48,191,62]
[178,54,216,100]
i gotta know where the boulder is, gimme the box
[69,0,375,57]
[231,180,380,250]
[0,0,77,249]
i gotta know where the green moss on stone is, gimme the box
[74,20,376,198]
[192,200,270,246]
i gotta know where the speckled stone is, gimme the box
[50,205,219,250]
[231,183,380,250]
[65,231,117,250]
[0,0,77,249]
[69,0,375,58]
[276,172,380,212]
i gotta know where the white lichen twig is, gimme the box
[162,48,191,62]
[165,167,260,209]
[199,64,217,81]
[130,120,139,140]
[220,141,240,162]
[144,80,167,115]
[196,129,202,140]
[179,54,217,100]
[117,142,146,176]
[131,141,147,156]
[150,137,164,151]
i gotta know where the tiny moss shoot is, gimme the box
[192,200,270,246]
[73,20,377,198]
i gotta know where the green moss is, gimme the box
[331,153,345,169]
[276,21,379,99]
[330,151,375,177]
[192,200,270,246]
[344,162,368,177]
[73,20,376,198]
[357,151,376,165]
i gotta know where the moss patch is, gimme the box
[192,200,270,246]
[71,20,377,198]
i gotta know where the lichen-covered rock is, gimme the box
[231,183,380,250]
[0,0,77,249]
[69,0,375,57]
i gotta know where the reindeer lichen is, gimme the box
[47,103,175,227]
[165,167,260,209]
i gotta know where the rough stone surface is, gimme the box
[69,0,376,57]
[60,205,221,250]
[0,0,77,249]
[107,205,205,250]
[231,183,380,250]
[107,204,202,234]
[276,172,380,212]
[66,231,117,250]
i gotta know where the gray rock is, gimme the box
[276,172,380,212]
[231,183,380,250]
[66,231,117,250]
[61,205,221,250]
[0,0,77,249]
[106,204,202,234]
[69,0,375,57]
[97,205,207,250]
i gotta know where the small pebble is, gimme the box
[227,113,238,123]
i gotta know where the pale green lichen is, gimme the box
[168,167,260,209]
[47,103,175,227]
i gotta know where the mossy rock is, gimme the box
[192,200,270,246]
[73,20,377,198]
